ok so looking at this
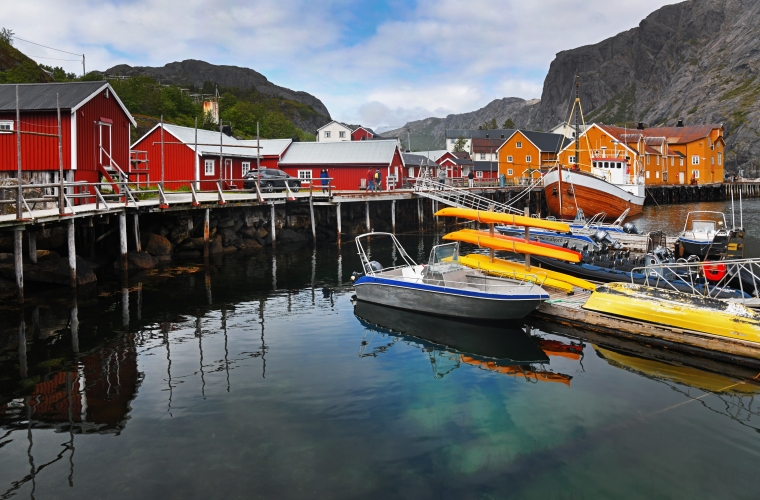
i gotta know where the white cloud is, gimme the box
[6,0,677,129]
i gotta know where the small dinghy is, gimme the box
[351,233,549,320]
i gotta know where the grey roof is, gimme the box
[518,130,570,152]
[411,150,450,162]
[445,129,515,140]
[0,81,136,125]
[133,123,291,158]
[280,140,398,165]
[402,153,440,168]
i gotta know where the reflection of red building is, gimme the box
[0,334,140,433]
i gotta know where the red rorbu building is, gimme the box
[131,123,292,190]
[279,140,404,190]
[0,81,136,190]
[351,126,375,141]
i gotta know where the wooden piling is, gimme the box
[365,201,370,231]
[122,284,129,327]
[14,228,23,304]
[28,231,37,264]
[18,316,26,379]
[417,198,422,230]
[119,211,128,271]
[270,203,277,248]
[68,219,77,287]
[203,208,210,257]
[309,194,316,242]
[336,202,342,245]
[133,213,141,252]
[391,200,396,234]
[70,295,79,354]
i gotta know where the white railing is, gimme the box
[413,177,522,214]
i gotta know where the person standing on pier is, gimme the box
[374,168,383,191]
[467,169,474,188]
[438,166,446,190]
[320,169,329,194]
[366,168,375,191]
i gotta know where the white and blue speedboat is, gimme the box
[351,233,549,320]
[676,211,731,258]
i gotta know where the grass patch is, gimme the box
[687,106,698,115]
[586,83,637,125]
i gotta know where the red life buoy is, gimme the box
[703,261,727,282]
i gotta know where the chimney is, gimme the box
[677,119,684,127]
[637,122,645,130]
[485,133,490,139]
[222,125,233,137]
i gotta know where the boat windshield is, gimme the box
[692,220,716,233]
[428,243,460,268]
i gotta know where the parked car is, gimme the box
[244,169,301,193]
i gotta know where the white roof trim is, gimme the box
[316,120,352,132]
[71,82,137,127]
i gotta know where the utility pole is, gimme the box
[57,93,64,215]
[256,122,261,196]
[160,114,165,189]
[82,54,86,77]
[16,85,22,220]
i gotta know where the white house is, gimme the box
[316,121,353,142]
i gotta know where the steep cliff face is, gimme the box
[537,0,760,164]
[381,97,541,149]
[106,59,331,132]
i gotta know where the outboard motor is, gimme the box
[622,222,640,234]
[592,230,624,250]
[367,261,383,273]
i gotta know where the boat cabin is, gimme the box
[591,157,630,185]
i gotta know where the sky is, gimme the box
[4,0,678,131]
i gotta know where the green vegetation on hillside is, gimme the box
[0,31,53,84]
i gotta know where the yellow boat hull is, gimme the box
[583,283,760,344]
[435,207,570,232]
[443,230,581,263]
[457,254,595,293]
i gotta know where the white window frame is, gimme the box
[507,169,513,176]
[0,120,14,132]
[655,171,660,179]
[516,142,522,148]
[408,167,415,178]
[718,152,722,166]
[339,131,346,138]
[450,139,456,144]
[692,169,700,179]
[646,155,650,165]
[656,156,660,165]
[671,157,674,166]
[242,162,251,175]
[711,156,715,165]
[680,158,684,166]
[476,171,483,178]
[297,170,313,181]
[324,131,331,138]
[507,155,513,163]
[691,155,700,165]
[526,155,532,164]
[646,171,650,179]
[569,156,576,164]
[205,159,215,176]
[479,153,486,160]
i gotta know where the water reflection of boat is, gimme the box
[354,301,574,385]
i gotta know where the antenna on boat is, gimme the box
[575,75,580,175]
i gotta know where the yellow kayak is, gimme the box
[594,346,760,395]
[458,254,595,292]
[435,207,570,232]
[443,230,582,263]
[583,283,760,344]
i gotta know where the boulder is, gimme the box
[146,234,173,256]
[208,235,224,254]
[256,227,268,239]
[217,218,235,229]
[277,228,308,244]
[128,251,158,270]
[236,239,262,251]
[220,227,238,247]
[0,253,13,263]
[181,237,206,250]
[1,256,98,285]
[169,225,189,245]
[233,219,244,232]
[222,245,238,254]
[239,226,256,238]
[36,250,61,261]
[155,255,173,263]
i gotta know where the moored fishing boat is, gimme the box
[351,233,549,320]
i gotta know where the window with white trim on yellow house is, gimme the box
[526,155,532,163]
[507,169,513,176]
[692,155,700,165]
[507,156,513,162]
[516,142,522,148]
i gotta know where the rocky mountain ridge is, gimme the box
[385,0,760,167]
[105,59,331,133]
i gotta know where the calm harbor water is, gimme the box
[1,200,760,499]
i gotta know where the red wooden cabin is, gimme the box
[131,123,292,190]
[279,140,404,190]
[351,126,375,141]
[0,81,136,193]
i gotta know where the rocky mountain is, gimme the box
[0,38,53,83]
[386,0,760,167]
[105,59,331,132]
[381,97,541,150]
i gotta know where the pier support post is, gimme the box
[203,209,210,258]
[122,284,129,328]
[309,195,316,243]
[391,200,396,234]
[417,198,422,230]
[365,201,370,231]
[68,219,77,287]
[270,203,277,249]
[70,295,79,354]
[28,231,37,264]
[336,203,342,245]
[14,228,23,304]
[18,315,26,379]
[133,213,141,252]
[118,212,128,271]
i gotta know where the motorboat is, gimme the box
[676,211,733,259]
[351,233,549,320]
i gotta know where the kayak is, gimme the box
[457,254,596,293]
[443,230,582,263]
[582,283,760,343]
[459,229,582,262]
[435,207,570,232]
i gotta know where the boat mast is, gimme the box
[574,75,580,174]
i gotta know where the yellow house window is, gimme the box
[507,169,513,176]
[646,171,650,179]
[656,171,660,179]
[507,155,513,162]
[656,156,660,165]
[718,152,722,166]
[516,142,522,148]
[646,155,650,165]
[526,155,532,163]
